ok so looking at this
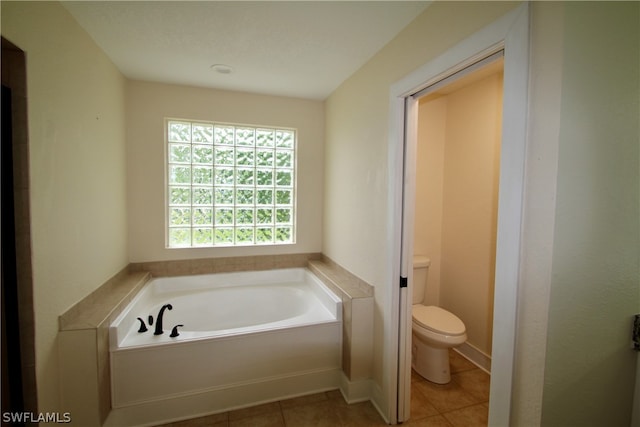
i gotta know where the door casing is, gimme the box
[386,4,530,424]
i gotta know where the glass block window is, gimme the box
[166,120,296,247]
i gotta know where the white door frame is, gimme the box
[387,4,530,424]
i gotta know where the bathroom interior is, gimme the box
[2,3,499,419]
[4,1,640,426]
[411,58,503,390]
[1,0,504,422]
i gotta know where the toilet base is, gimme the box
[412,335,452,384]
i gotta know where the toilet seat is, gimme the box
[412,305,465,336]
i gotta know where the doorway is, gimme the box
[389,4,529,424]
[2,79,24,422]
[413,57,503,374]
[1,36,37,421]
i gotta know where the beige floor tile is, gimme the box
[154,352,490,427]
[325,389,345,401]
[411,367,425,382]
[279,392,329,409]
[325,389,351,408]
[414,378,477,413]
[337,401,387,426]
[228,402,281,421]
[404,414,454,426]
[156,412,228,427]
[410,381,440,420]
[449,350,477,374]
[442,403,488,427]
[228,411,284,427]
[452,368,491,403]
[281,401,341,427]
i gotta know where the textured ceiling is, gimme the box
[63,1,430,100]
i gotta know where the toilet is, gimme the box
[412,255,467,384]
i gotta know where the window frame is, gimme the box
[165,118,297,248]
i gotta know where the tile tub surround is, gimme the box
[308,257,374,398]
[129,253,322,277]
[58,252,374,425]
[58,268,151,425]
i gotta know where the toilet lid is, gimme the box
[412,305,465,335]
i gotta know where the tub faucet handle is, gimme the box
[170,324,184,338]
[136,317,148,333]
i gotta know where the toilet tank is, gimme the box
[412,255,431,305]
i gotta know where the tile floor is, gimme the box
[405,350,490,426]
[156,350,490,427]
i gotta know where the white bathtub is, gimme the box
[108,268,342,424]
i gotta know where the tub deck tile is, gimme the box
[59,270,151,331]
[308,260,373,299]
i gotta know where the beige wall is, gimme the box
[541,2,639,425]
[415,97,446,306]
[126,80,324,262]
[326,0,638,423]
[510,3,563,423]
[1,1,128,415]
[3,1,637,424]
[415,71,502,357]
[324,0,519,416]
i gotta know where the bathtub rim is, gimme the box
[109,267,342,351]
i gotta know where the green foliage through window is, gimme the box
[167,120,295,247]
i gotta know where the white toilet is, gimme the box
[412,255,467,384]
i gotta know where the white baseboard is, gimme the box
[105,371,381,427]
[104,368,341,427]
[454,342,492,374]
[339,373,372,404]
[369,382,391,424]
